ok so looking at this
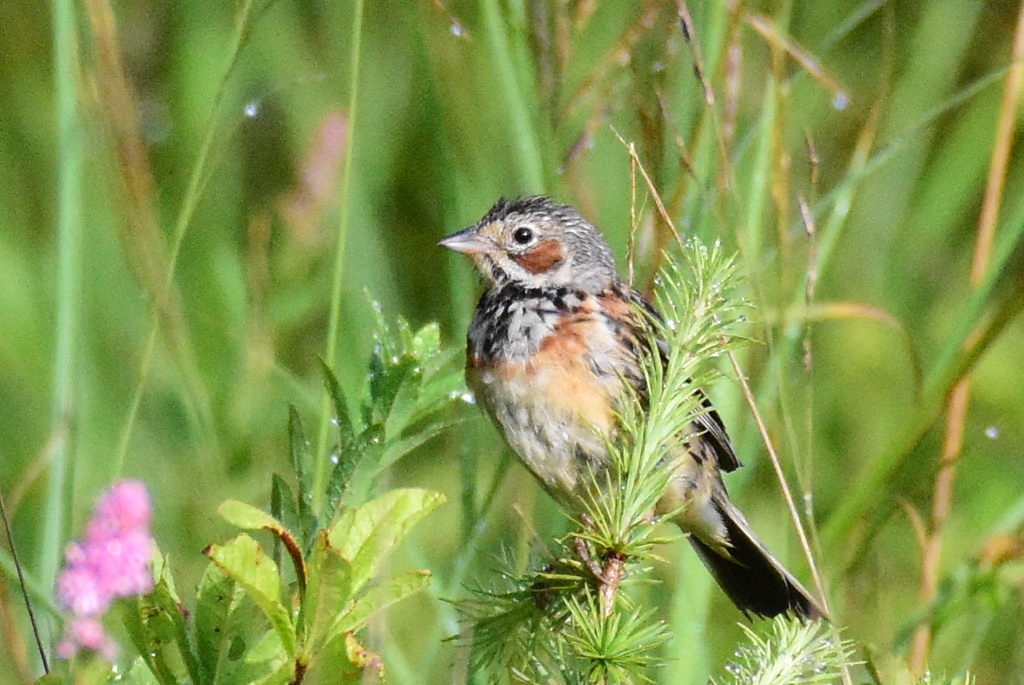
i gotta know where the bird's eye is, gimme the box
[513,227,534,245]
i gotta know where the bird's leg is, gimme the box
[598,551,626,618]
[572,535,605,580]
[573,514,628,618]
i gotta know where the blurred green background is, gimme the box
[2,0,1024,682]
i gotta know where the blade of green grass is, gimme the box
[40,0,84,648]
[480,0,546,192]
[313,0,364,513]
[822,204,1024,556]
[114,0,258,474]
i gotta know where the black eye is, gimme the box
[513,227,534,245]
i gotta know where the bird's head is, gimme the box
[439,196,619,292]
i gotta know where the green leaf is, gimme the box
[301,531,354,655]
[219,500,307,594]
[120,561,199,685]
[319,358,355,448]
[270,474,300,568]
[117,658,162,685]
[194,561,287,685]
[34,673,68,685]
[410,321,441,358]
[244,631,293,685]
[368,345,419,426]
[194,563,236,685]
[334,569,431,636]
[206,534,296,658]
[375,418,463,473]
[327,424,386,513]
[328,488,445,594]
[321,360,363,520]
[219,500,288,532]
[288,406,317,548]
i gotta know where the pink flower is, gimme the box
[57,618,117,661]
[57,566,105,617]
[85,481,152,539]
[56,479,155,659]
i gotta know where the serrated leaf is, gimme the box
[321,361,362,520]
[410,322,441,359]
[206,535,296,658]
[270,474,300,569]
[319,359,356,449]
[365,296,395,359]
[384,359,426,435]
[327,488,445,594]
[369,349,419,426]
[288,407,317,548]
[270,475,299,537]
[377,418,463,473]
[327,424,386,514]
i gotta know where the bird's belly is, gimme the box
[468,352,619,508]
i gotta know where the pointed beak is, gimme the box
[438,227,494,255]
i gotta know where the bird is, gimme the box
[439,195,825,620]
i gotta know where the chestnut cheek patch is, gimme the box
[514,239,565,274]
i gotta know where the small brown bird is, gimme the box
[440,196,825,619]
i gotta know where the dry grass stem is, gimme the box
[675,0,715,105]
[908,0,1024,673]
[743,12,849,107]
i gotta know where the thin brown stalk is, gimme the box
[565,0,665,118]
[611,127,684,248]
[726,351,831,617]
[908,0,1024,673]
[675,0,715,105]
[0,486,47,674]
[721,23,741,191]
[84,0,218,470]
[743,12,849,107]
[613,129,831,613]
[628,148,638,285]
[0,581,33,684]
[425,0,469,39]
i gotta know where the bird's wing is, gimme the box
[624,284,742,473]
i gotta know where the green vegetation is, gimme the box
[2,0,1023,683]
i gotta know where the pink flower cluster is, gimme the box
[56,480,156,660]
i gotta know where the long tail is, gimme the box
[685,498,828,621]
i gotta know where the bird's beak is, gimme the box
[438,227,494,255]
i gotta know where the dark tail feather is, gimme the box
[687,501,828,621]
